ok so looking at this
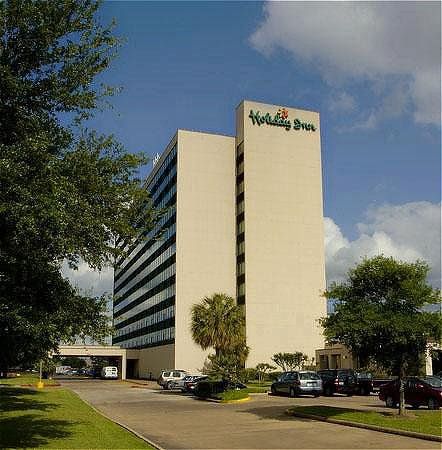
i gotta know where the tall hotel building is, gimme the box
[113,100,326,377]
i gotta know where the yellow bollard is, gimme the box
[37,381,44,389]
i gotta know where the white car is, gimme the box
[158,370,187,389]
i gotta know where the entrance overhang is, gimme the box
[56,345,139,380]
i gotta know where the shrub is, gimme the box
[194,380,225,398]
[240,368,257,383]
[215,389,249,401]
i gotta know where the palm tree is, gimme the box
[191,293,245,356]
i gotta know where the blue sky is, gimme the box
[66,1,441,293]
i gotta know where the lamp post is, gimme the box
[37,360,44,388]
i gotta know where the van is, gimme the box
[101,366,118,379]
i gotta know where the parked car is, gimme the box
[372,377,395,392]
[158,370,187,390]
[89,367,102,378]
[270,371,322,397]
[317,369,357,396]
[101,366,118,379]
[223,381,247,390]
[181,375,208,393]
[379,376,442,410]
[354,371,374,395]
[169,375,205,392]
[193,380,248,398]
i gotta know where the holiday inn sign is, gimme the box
[248,108,316,132]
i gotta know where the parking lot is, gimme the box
[61,379,439,449]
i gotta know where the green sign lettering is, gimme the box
[249,109,316,132]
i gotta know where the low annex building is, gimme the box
[112,100,326,378]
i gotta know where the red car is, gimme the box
[379,376,442,409]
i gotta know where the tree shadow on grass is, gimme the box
[0,414,74,448]
[286,405,399,418]
[0,387,58,413]
[0,387,75,448]
[239,405,311,422]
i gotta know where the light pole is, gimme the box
[37,360,44,388]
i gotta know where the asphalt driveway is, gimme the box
[62,379,439,449]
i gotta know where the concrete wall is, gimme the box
[136,344,175,379]
[236,100,326,366]
[174,130,237,374]
[316,344,357,370]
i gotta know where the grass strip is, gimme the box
[214,389,249,401]
[0,386,153,448]
[246,383,270,393]
[1,374,58,386]
[288,405,442,438]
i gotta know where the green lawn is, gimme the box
[1,374,58,386]
[0,386,153,448]
[288,405,442,437]
[246,382,271,393]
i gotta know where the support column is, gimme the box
[425,347,433,375]
[121,351,127,380]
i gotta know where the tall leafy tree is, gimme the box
[321,255,441,415]
[191,293,248,381]
[0,0,160,372]
[271,352,308,372]
[255,363,276,383]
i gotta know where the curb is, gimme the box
[124,379,151,385]
[220,396,251,404]
[68,389,165,450]
[287,410,442,443]
[197,395,251,404]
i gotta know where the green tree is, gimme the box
[271,352,308,372]
[191,293,245,356]
[204,342,250,382]
[321,255,441,415]
[60,357,87,369]
[0,0,160,373]
[191,293,249,381]
[255,363,276,383]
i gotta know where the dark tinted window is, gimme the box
[286,372,298,381]
[318,371,335,379]
[300,372,320,380]
[422,376,442,388]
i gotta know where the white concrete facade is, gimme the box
[113,100,326,377]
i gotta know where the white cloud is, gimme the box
[250,2,441,126]
[60,202,441,303]
[61,260,113,298]
[345,82,411,131]
[328,92,357,113]
[325,202,441,287]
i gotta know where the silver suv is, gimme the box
[158,370,187,390]
[271,371,323,397]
